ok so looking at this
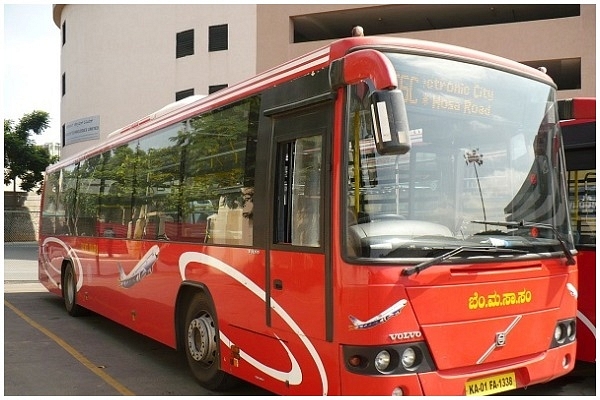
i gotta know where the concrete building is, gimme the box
[53,4,595,159]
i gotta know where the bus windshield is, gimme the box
[345,52,573,260]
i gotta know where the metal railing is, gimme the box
[4,210,40,242]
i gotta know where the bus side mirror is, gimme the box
[369,89,411,155]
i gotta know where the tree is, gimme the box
[4,110,57,194]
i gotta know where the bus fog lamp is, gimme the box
[374,350,391,372]
[391,387,404,396]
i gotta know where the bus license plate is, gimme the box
[466,371,516,396]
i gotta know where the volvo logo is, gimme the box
[477,315,522,364]
[388,331,422,341]
[495,332,506,347]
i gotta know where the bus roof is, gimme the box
[49,36,557,171]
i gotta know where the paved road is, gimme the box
[4,241,39,282]
[4,290,272,396]
[4,242,595,395]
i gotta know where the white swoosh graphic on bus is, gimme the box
[566,282,578,299]
[220,331,301,384]
[179,251,328,395]
[566,283,594,338]
[577,310,596,339]
[41,237,83,291]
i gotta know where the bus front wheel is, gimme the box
[63,263,86,317]
[183,293,238,391]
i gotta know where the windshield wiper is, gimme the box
[471,220,576,266]
[401,246,527,277]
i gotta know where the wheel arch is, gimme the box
[174,282,217,352]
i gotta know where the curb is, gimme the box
[4,281,46,293]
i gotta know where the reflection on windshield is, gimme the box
[345,52,573,260]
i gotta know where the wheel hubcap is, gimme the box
[187,312,217,365]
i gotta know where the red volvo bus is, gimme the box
[39,36,578,395]
[559,97,596,364]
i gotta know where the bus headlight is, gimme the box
[343,342,435,375]
[401,347,416,369]
[374,350,391,372]
[567,320,576,341]
[554,324,566,344]
[550,318,577,348]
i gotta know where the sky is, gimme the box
[3,3,61,145]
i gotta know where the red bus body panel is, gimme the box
[39,236,578,395]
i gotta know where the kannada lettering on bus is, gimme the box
[468,289,533,310]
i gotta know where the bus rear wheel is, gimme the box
[183,293,238,391]
[63,263,86,317]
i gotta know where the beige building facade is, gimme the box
[53,4,595,159]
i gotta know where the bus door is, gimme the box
[267,106,332,345]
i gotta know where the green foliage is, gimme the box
[4,110,56,193]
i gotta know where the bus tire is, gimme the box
[63,263,86,317]
[183,293,238,391]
